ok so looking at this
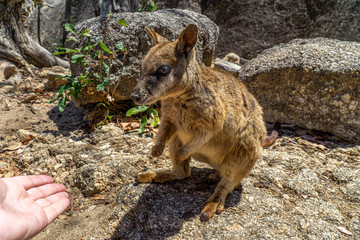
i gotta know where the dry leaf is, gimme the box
[3,142,22,151]
[91,194,105,200]
[77,236,85,240]
[299,139,326,150]
[336,226,352,236]
[58,215,68,220]
[22,94,38,103]
[120,121,141,131]
[22,135,35,145]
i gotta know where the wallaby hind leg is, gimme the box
[200,153,257,221]
[200,177,237,221]
[136,136,191,183]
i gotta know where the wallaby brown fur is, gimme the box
[131,24,266,221]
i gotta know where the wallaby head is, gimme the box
[131,24,198,105]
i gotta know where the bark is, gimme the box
[62,0,72,43]
[0,0,69,73]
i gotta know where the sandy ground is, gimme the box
[0,67,359,239]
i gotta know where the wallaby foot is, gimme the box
[200,202,219,221]
[136,150,191,184]
[136,170,177,183]
[151,144,164,157]
[200,200,225,221]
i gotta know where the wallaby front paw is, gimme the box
[151,144,164,157]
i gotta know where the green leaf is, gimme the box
[148,108,159,127]
[94,73,101,79]
[96,82,106,91]
[48,93,62,103]
[70,54,85,63]
[64,48,76,53]
[140,116,147,133]
[150,115,159,128]
[99,39,111,54]
[126,106,149,117]
[117,19,127,27]
[97,102,108,108]
[80,29,91,37]
[96,122,105,128]
[65,36,79,44]
[148,108,158,116]
[103,62,109,74]
[58,97,67,112]
[52,51,67,55]
[115,41,126,51]
[73,82,83,99]
[96,78,109,91]
[64,23,76,36]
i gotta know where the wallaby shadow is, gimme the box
[46,102,90,137]
[110,167,243,240]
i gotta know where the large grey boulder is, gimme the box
[26,0,137,49]
[239,38,360,143]
[70,9,219,106]
[157,0,360,59]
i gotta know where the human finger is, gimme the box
[43,198,70,223]
[27,183,66,201]
[35,191,69,208]
[12,175,54,190]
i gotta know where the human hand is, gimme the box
[0,175,70,240]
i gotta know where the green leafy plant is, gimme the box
[126,105,159,133]
[95,103,113,128]
[49,14,127,114]
[138,0,158,12]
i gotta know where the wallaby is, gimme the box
[131,24,266,221]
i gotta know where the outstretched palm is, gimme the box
[0,175,69,240]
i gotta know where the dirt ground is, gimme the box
[0,67,359,239]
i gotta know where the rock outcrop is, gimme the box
[27,1,360,61]
[239,38,360,142]
[70,9,219,106]
[157,0,360,60]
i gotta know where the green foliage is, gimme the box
[126,105,159,133]
[95,103,113,128]
[138,0,158,12]
[50,16,127,114]
[48,74,88,112]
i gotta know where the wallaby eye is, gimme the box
[156,65,172,76]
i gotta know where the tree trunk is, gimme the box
[62,0,72,43]
[0,0,69,75]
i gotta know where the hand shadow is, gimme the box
[109,167,243,240]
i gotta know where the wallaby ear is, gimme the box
[145,27,169,45]
[176,24,198,57]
